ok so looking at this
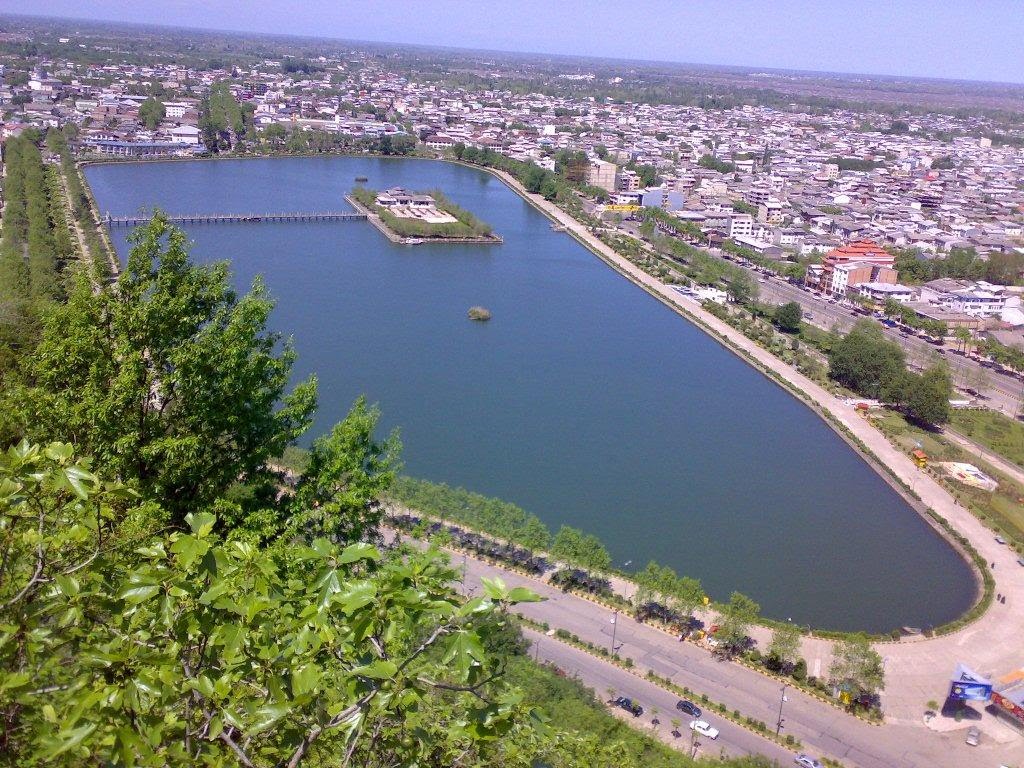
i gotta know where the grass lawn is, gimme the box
[872,410,1024,549]
[950,409,1024,469]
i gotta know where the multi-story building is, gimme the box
[808,240,897,295]
[919,279,1010,318]
[727,214,753,239]
[586,159,618,192]
[757,199,785,224]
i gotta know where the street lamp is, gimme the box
[610,610,619,656]
[775,683,789,736]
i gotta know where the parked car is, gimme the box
[995,535,1006,545]
[965,726,981,746]
[794,757,824,768]
[676,700,702,717]
[1018,557,1024,567]
[689,720,719,739]
[611,696,643,717]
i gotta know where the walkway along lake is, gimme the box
[85,156,975,632]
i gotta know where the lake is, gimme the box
[85,156,975,631]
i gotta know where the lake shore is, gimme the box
[471,161,1024,725]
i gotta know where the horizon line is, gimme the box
[7,10,1024,89]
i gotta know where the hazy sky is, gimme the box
[10,1,1024,83]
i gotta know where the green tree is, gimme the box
[714,592,760,651]
[905,363,952,426]
[636,164,659,187]
[138,97,166,130]
[551,525,612,572]
[0,440,543,767]
[767,624,801,665]
[774,301,802,333]
[288,397,400,543]
[828,320,906,399]
[984,251,1024,285]
[12,215,317,521]
[726,270,758,305]
[829,634,886,697]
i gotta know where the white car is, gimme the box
[794,756,824,768]
[689,719,719,740]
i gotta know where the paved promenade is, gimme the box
[487,169,1024,744]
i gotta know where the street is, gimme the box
[452,550,1013,768]
[522,625,796,764]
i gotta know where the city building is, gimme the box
[586,159,618,192]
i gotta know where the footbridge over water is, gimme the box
[104,211,368,227]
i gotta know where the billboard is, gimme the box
[948,664,992,702]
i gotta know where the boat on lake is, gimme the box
[355,175,369,182]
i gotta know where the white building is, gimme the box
[727,214,753,239]
[856,282,917,304]
[919,279,1009,318]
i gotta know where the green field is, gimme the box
[951,409,1024,469]
[873,410,1024,548]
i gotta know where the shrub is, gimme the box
[792,658,807,682]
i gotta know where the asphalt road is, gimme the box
[522,625,796,765]
[452,551,1004,768]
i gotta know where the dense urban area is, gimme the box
[2,12,1024,768]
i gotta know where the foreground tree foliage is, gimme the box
[8,214,317,520]
[0,441,549,767]
[288,396,401,544]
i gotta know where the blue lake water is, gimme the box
[85,156,975,631]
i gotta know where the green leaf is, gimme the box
[337,541,380,565]
[505,586,542,604]
[117,583,161,605]
[351,660,397,680]
[480,576,507,601]
[248,702,291,734]
[444,629,486,680]
[338,581,377,613]
[54,574,80,598]
[61,465,97,499]
[39,724,96,759]
[291,664,321,696]
[185,511,217,537]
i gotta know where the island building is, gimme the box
[374,188,458,224]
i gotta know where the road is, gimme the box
[522,626,796,765]
[453,551,1010,768]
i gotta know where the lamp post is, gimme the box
[776,683,789,736]
[610,610,619,656]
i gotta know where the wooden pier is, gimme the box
[105,211,368,227]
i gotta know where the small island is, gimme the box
[347,187,502,245]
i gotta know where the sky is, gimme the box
[8,0,1024,84]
